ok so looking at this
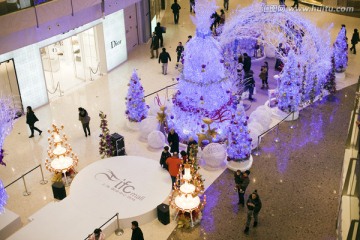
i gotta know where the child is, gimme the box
[259,61,269,89]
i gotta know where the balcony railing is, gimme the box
[0,0,52,16]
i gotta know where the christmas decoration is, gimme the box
[45,124,79,184]
[324,54,337,95]
[169,162,206,228]
[99,111,113,159]
[202,143,227,168]
[196,118,218,147]
[0,97,18,166]
[278,50,301,113]
[0,179,7,213]
[147,130,165,149]
[227,104,252,161]
[125,70,149,122]
[333,26,348,72]
[168,0,233,141]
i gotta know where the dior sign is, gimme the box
[111,40,122,49]
[95,170,145,201]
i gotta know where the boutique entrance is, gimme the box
[40,26,104,100]
[0,59,22,110]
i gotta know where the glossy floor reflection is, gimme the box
[169,85,356,240]
[0,0,359,239]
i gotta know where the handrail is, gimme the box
[254,111,294,155]
[342,158,359,196]
[144,83,178,98]
[345,76,360,148]
[4,164,48,196]
[346,220,360,240]
[84,212,123,240]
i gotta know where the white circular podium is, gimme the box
[226,155,253,172]
[70,156,171,227]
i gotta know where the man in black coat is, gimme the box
[159,146,171,170]
[243,53,252,73]
[154,22,164,47]
[244,190,262,235]
[167,128,179,153]
[176,42,184,62]
[350,28,359,54]
[150,32,159,59]
[234,170,250,206]
[26,106,42,138]
[171,0,181,24]
[158,48,171,75]
[131,221,144,240]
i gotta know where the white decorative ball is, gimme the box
[248,121,265,134]
[147,130,165,149]
[249,109,272,130]
[139,116,159,140]
[202,143,227,169]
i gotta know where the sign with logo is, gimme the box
[69,156,171,221]
[103,10,127,71]
[95,169,145,201]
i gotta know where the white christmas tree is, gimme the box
[227,104,252,161]
[333,26,348,72]
[168,0,233,140]
[0,97,18,166]
[278,50,301,113]
[125,70,148,122]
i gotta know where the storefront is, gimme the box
[0,59,22,109]
[0,7,139,108]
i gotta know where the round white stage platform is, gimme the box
[226,155,253,172]
[70,156,172,226]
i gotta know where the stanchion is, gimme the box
[115,213,124,236]
[22,175,31,196]
[253,136,261,156]
[274,125,280,143]
[39,164,48,185]
[290,112,295,129]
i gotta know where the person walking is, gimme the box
[167,128,179,153]
[150,32,159,59]
[244,71,255,101]
[158,48,171,75]
[259,61,269,89]
[160,146,171,170]
[78,107,91,137]
[131,221,144,240]
[224,0,229,11]
[190,0,195,13]
[291,0,299,9]
[234,170,250,206]
[166,152,183,186]
[219,9,225,25]
[244,190,262,235]
[171,0,181,24]
[176,42,184,62]
[154,22,164,47]
[88,228,105,240]
[26,106,42,138]
[350,29,359,54]
[243,53,252,73]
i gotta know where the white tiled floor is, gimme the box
[1,0,360,239]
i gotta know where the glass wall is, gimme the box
[0,59,22,109]
[40,27,102,100]
[0,0,52,16]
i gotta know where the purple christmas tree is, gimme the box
[333,26,348,72]
[0,97,18,166]
[324,54,336,95]
[125,70,148,122]
[99,111,113,159]
[227,104,252,161]
[278,50,301,113]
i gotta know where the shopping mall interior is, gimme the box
[0,0,359,239]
